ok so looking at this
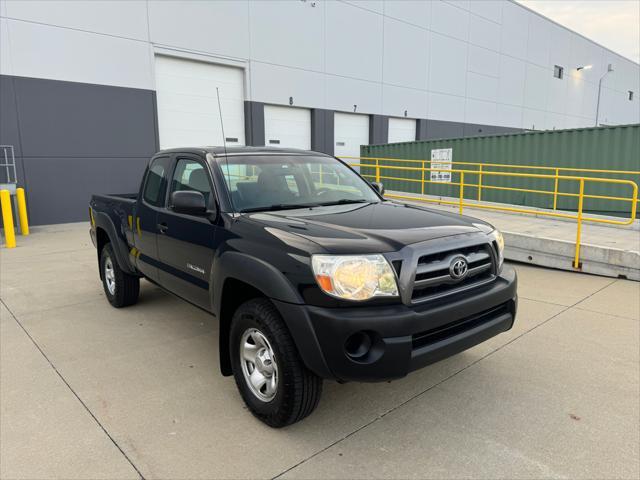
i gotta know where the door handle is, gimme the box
[157,222,169,234]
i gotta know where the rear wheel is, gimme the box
[230,298,322,427]
[100,243,139,308]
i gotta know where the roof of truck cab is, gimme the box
[156,146,333,157]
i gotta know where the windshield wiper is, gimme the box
[316,199,373,207]
[239,203,319,213]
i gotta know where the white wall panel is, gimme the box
[547,24,572,72]
[565,76,584,118]
[523,63,549,110]
[526,14,552,68]
[0,18,12,76]
[430,1,469,42]
[5,19,153,89]
[250,61,325,108]
[149,1,249,60]
[344,1,384,14]
[468,1,502,23]
[427,92,466,122]
[325,1,383,82]
[544,112,566,130]
[500,1,528,60]
[382,84,428,119]
[522,108,546,130]
[383,17,428,90]
[546,76,568,115]
[467,72,498,103]
[568,33,603,82]
[155,56,245,149]
[388,118,416,143]
[469,14,500,52]
[580,81,599,120]
[2,0,637,131]
[383,0,431,28]
[428,33,468,97]
[468,45,499,78]
[264,105,311,150]
[5,0,149,40]
[498,55,526,106]
[249,1,323,72]
[334,113,370,158]
[326,75,381,115]
[465,98,497,125]
[496,104,523,128]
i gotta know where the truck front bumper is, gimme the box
[273,265,517,382]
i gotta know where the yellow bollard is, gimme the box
[0,189,16,248]
[16,188,29,235]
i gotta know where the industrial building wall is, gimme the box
[1,0,638,224]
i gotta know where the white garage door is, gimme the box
[155,55,245,149]
[334,113,370,163]
[388,118,416,143]
[264,105,311,150]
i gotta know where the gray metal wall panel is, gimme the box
[13,76,157,157]
[416,119,428,141]
[23,157,149,225]
[369,115,389,145]
[0,76,26,185]
[311,109,334,155]
[244,101,265,146]
[425,120,465,140]
[0,74,157,225]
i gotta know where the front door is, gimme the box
[156,155,218,310]
[133,155,171,282]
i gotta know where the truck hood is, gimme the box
[243,201,493,254]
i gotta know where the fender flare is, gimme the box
[93,211,137,275]
[213,251,332,379]
[212,251,303,316]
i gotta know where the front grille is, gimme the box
[412,302,511,350]
[410,243,496,303]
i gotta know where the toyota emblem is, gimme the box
[449,256,468,280]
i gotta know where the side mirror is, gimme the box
[371,182,385,196]
[171,191,207,215]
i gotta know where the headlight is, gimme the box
[490,229,505,268]
[311,254,399,301]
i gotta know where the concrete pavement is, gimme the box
[1,222,638,479]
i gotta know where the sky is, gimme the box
[517,0,640,63]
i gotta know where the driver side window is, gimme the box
[170,159,213,208]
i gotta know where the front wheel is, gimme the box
[230,298,322,427]
[100,243,140,308]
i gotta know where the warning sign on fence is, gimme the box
[430,148,453,183]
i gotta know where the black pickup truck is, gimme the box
[90,146,517,427]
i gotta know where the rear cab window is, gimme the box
[142,156,171,207]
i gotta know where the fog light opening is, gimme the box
[344,331,372,360]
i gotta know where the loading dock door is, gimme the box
[154,55,245,149]
[264,105,311,150]
[388,118,416,143]
[334,112,370,162]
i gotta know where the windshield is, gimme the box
[215,155,381,213]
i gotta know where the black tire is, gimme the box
[100,243,140,308]
[230,298,322,427]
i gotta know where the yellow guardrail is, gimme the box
[341,156,640,212]
[344,160,638,270]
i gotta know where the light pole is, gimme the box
[592,63,614,127]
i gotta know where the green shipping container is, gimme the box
[360,124,640,217]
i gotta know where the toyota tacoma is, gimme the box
[89,147,517,427]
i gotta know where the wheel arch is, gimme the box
[213,252,331,378]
